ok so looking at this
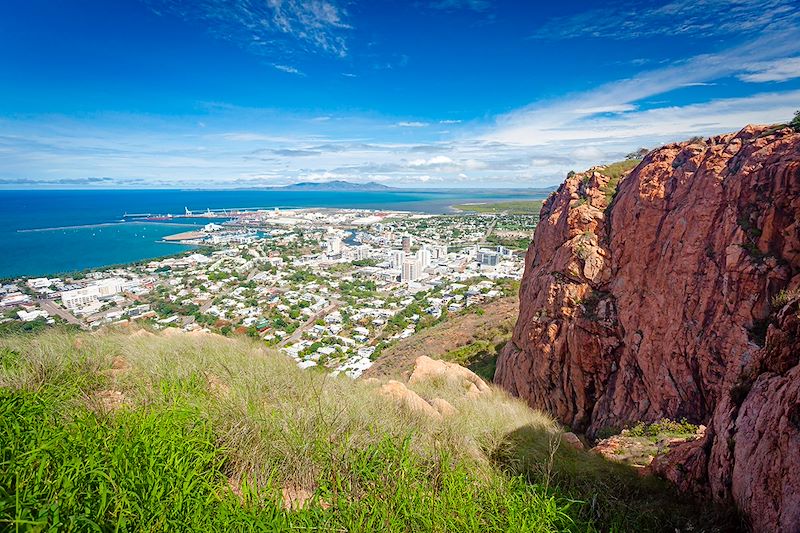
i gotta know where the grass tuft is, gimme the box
[0,329,739,531]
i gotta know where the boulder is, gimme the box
[379,380,441,420]
[561,432,584,451]
[431,397,457,417]
[409,355,490,395]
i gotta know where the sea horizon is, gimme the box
[0,188,548,279]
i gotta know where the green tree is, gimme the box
[791,110,800,131]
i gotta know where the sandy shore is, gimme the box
[162,231,205,241]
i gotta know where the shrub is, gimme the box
[772,288,800,309]
[792,110,800,132]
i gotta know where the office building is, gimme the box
[477,250,500,266]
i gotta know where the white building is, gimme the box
[476,250,500,266]
[27,278,53,290]
[431,245,448,259]
[354,245,370,261]
[325,237,342,256]
[61,278,124,310]
[401,258,422,282]
[388,250,405,269]
[62,286,101,309]
[416,247,432,269]
[96,278,125,297]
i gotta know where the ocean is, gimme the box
[0,189,546,278]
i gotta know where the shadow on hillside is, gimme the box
[490,425,744,533]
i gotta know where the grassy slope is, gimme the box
[364,296,518,382]
[0,329,737,532]
[452,200,545,215]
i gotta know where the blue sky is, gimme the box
[1,0,799,189]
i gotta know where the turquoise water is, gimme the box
[0,189,546,278]
[8,223,199,278]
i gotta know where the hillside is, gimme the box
[495,125,800,531]
[364,296,518,382]
[0,328,736,531]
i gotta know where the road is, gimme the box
[199,267,261,313]
[484,216,499,240]
[38,299,84,328]
[278,299,342,348]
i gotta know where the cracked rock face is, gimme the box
[495,125,800,531]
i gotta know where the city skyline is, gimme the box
[2,0,799,189]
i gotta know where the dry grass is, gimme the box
[0,328,740,532]
[364,296,517,380]
[0,328,555,493]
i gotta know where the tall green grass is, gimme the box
[0,329,738,532]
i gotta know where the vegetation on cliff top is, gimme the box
[452,200,544,215]
[0,329,737,531]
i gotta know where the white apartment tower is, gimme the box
[416,247,432,269]
[401,258,422,282]
[388,250,405,269]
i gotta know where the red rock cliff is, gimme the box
[495,125,800,531]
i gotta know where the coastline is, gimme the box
[1,191,550,279]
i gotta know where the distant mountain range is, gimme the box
[264,180,394,191]
[250,180,555,193]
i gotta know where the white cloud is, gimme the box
[486,34,800,146]
[408,155,454,167]
[570,146,605,161]
[273,64,305,75]
[738,57,800,82]
[5,26,800,190]
[572,104,637,115]
[146,0,352,58]
[395,121,429,128]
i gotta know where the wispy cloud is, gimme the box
[426,0,491,13]
[486,32,800,146]
[273,64,305,75]
[530,0,800,40]
[145,0,352,58]
[738,56,800,82]
[4,13,800,190]
[395,121,429,128]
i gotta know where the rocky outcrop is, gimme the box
[379,380,443,420]
[409,355,491,396]
[377,356,492,420]
[495,125,800,531]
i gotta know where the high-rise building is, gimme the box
[401,258,422,281]
[430,245,448,259]
[402,234,412,253]
[354,245,370,261]
[388,250,405,269]
[416,247,432,269]
[325,237,342,256]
